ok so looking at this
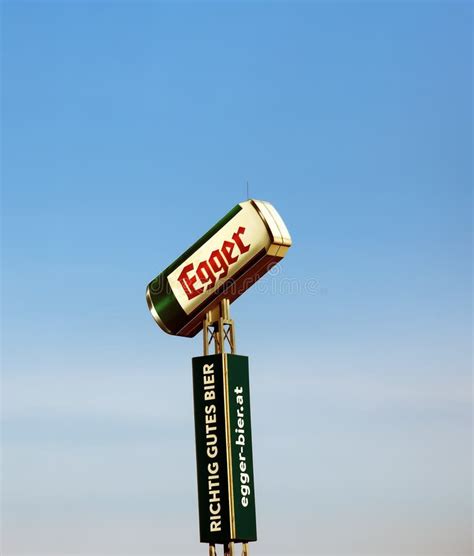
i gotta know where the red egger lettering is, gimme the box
[177,226,251,301]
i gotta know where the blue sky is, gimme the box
[1,2,472,555]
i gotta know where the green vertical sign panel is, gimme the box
[192,355,231,544]
[192,354,257,545]
[227,354,257,542]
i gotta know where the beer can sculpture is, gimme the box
[146,199,292,337]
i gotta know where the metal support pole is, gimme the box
[203,298,236,356]
[203,299,239,556]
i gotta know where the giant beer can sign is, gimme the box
[146,199,291,337]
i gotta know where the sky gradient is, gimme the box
[1,2,472,555]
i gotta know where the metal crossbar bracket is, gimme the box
[203,298,236,355]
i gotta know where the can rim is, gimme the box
[146,285,172,335]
